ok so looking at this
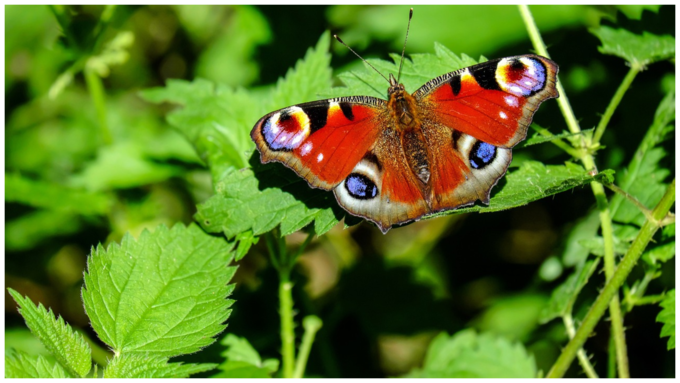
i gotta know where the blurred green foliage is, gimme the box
[5,4,675,378]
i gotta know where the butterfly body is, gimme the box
[252,54,558,233]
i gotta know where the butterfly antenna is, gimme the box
[396,8,413,83]
[334,34,390,84]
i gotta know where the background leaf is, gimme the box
[591,25,674,67]
[404,330,536,378]
[81,224,236,357]
[212,334,279,378]
[539,259,600,323]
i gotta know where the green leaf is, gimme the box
[577,236,631,257]
[590,25,674,67]
[234,230,259,261]
[7,288,91,378]
[561,209,601,267]
[70,142,182,191]
[610,89,674,226]
[323,42,481,99]
[5,173,111,215]
[656,289,675,350]
[81,223,236,357]
[539,259,600,323]
[431,162,614,217]
[5,210,82,251]
[5,350,70,378]
[642,241,675,267]
[196,160,343,238]
[523,128,593,147]
[212,334,279,378]
[404,330,536,378]
[103,354,216,378]
[473,294,548,341]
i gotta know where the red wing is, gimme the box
[414,54,558,148]
[251,96,386,190]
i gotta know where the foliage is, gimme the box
[5,4,675,379]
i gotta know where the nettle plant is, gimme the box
[7,6,674,379]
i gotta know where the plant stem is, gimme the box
[592,66,639,144]
[279,271,296,378]
[293,316,323,378]
[562,314,599,378]
[547,180,675,378]
[518,5,631,377]
[84,66,113,145]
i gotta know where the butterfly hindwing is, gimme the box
[415,54,559,148]
[252,97,386,190]
[334,128,430,233]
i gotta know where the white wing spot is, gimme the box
[301,142,313,156]
[317,153,324,162]
[499,111,508,119]
[504,95,518,107]
[292,134,303,145]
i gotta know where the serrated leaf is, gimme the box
[590,25,674,67]
[610,89,674,226]
[5,173,111,215]
[5,210,82,251]
[5,350,70,378]
[81,223,236,357]
[404,330,536,378]
[431,162,614,218]
[196,158,343,238]
[656,289,675,350]
[540,259,600,323]
[212,334,278,378]
[103,354,216,378]
[8,288,91,377]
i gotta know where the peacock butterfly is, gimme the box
[251,9,559,233]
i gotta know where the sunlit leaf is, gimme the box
[5,350,70,378]
[212,334,279,378]
[591,25,674,67]
[8,289,91,377]
[82,224,236,357]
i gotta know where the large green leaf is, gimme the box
[82,224,236,357]
[8,289,91,378]
[404,330,536,378]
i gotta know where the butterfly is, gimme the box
[251,11,558,233]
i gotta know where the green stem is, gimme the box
[592,66,640,145]
[517,5,581,136]
[547,180,675,378]
[279,271,296,378]
[519,5,630,377]
[84,66,113,145]
[293,316,323,379]
[562,314,599,378]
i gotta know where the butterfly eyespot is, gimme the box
[261,107,311,151]
[345,173,379,200]
[497,57,547,97]
[469,141,497,169]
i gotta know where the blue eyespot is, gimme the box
[345,173,378,199]
[470,141,497,169]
